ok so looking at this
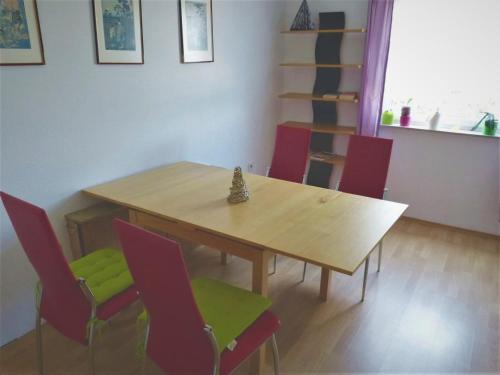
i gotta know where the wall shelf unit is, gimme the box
[280,63,362,69]
[281,28,366,34]
[309,152,346,166]
[279,92,359,103]
[282,121,356,136]
[279,10,366,188]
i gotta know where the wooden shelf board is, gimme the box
[309,152,346,166]
[281,28,366,34]
[280,63,362,69]
[279,92,359,103]
[281,121,356,136]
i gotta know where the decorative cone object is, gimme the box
[227,167,250,204]
[290,0,315,31]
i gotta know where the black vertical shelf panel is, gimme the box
[306,12,345,188]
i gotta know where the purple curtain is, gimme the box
[358,0,394,137]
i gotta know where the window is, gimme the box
[382,0,499,132]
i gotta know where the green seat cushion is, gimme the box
[138,278,271,352]
[70,248,134,305]
[192,278,272,352]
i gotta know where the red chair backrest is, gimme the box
[113,219,214,375]
[0,192,90,344]
[269,125,311,183]
[338,135,393,199]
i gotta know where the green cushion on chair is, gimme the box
[192,278,272,352]
[138,278,271,352]
[70,248,134,305]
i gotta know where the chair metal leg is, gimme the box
[141,321,151,375]
[269,255,277,276]
[35,309,44,375]
[270,334,280,375]
[88,321,96,375]
[204,325,220,375]
[78,278,98,375]
[361,254,370,302]
[377,240,383,272]
[301,262,307,283]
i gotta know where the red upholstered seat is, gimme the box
[269,124,311,183]
[220,310,280,375]
[338,135,393,199]
[268,124,312,278]
[96,286,139,321]
[300,135,394,284]
[113,219,280,375]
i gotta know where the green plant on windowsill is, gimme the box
[471,112,498,136]
[484,115,498,136]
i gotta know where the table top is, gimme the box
[83,161,408,275]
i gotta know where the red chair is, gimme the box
[266,124,311,275]
[0,192,139,375]
[302,135,393,299]
[113,219,281,375]
[338,135,393,200]
[268,124,312,183]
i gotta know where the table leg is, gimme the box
[319,268,331,302]
[129,209,138,224]
[252,250,269,296]
[377,239,383,272]
[361,254,370,302]
[220,252,232,265]
[250,250,270,374]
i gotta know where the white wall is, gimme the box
[0,0,284,345]
[281,0,499,235]
[380,126,499,235]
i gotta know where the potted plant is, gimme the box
[382,109,394,125]
[400,98,412,127]
[484,114,498,136]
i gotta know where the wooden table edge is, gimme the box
[83,190,408,275]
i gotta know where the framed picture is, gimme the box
[179,0,214,63]
[92,0,144,64]
[0,0,45,65]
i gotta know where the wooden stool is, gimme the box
[66,203,128,259]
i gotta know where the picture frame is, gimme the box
[92,0,144,64]
[179,0,214,63]
[0,0,45,66]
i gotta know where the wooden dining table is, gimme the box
[83,161,407,373]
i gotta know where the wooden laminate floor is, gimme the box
[1,218,499,374]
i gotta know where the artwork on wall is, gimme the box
[179,0,213,63]
[92,0,144,64]
[0,0,45,65]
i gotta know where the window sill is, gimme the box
[380,123,499,139]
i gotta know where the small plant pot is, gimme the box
[382,110,394,125]
[400,115,411,127]
[484,119,498,136]
[400,107,411,127]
